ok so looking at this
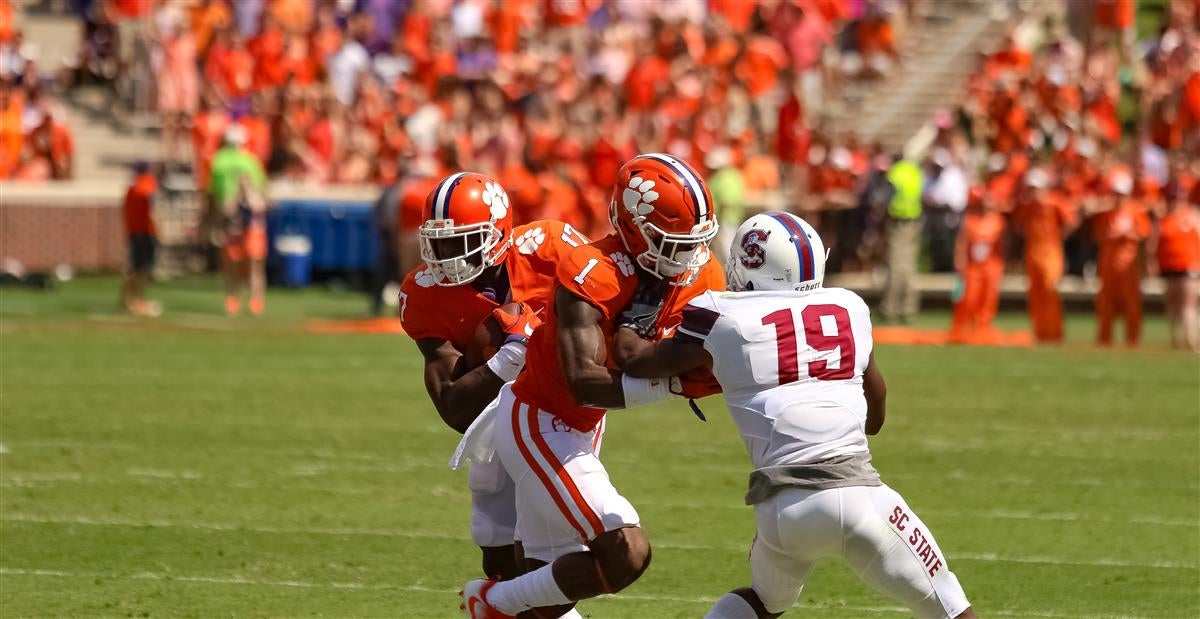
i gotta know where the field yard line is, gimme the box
[5,513,1195,571]
[4,474,1194,529]
[0,567,1150,618]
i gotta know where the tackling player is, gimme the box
[460,154,725,618]
[399,172,591,592]
[611,212,976,619]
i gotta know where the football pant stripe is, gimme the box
[526,405,605,539]
[510,398,591,541]
[591,415,605,457]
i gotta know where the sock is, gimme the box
[249,297,264,315]
[556,609,583,619]
[485,563,571,615]
[704,592,758,619]
[225,296,241,315]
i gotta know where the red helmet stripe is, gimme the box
[767,212,815,282]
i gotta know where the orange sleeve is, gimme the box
[398,270,450,342]
[555,245,633,321]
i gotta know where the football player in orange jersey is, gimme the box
[950,186,1007,342]
[1013,167,1079,343]
[1153,178,1200,351]
[1092,170,1152,346]
[399,172,591,602]
[459,154,725,618]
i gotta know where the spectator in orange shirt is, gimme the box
[206,30,255,102]
[951,187,1006,342]
[155,13,199,163]
[238,97,272,166]
[851,7,897,79]
[0,0,12,46]
[0,84,24,179]
[269,0,314,35]
[277,34,317,86]
[249,15,286,90]
[188,0,231,57]
[120,162,161,317]
[1013,167,1078,343]
[741,131,781,192]
[17,108,74,181]
[1092,171,1152,346]
[309,3,342,70]
[1153,180,1200,351]
[192,96,230,189]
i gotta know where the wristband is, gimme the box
[486,341,527,383]
[621,374,677,408]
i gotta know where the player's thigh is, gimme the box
[748,524,814,614]
[745,489,842,614]
[841,484,971,619]
[468,457,517,548]
[507,406,639,562]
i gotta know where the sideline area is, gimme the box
[1,275,1186,351]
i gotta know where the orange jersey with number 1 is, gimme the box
[399,220,589,349]
[511,234,727,432]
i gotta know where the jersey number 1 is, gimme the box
[761,304,855,384]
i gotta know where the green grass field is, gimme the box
[2,278,1197,618]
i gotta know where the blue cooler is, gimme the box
[275,235,312,287]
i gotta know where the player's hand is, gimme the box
[492,303,542,344]
[669,373,722,399]
[618,273,669,338]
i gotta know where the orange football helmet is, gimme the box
[609,153,719,285]
[418,172,514,286]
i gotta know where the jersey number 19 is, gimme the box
[761,304,855,384]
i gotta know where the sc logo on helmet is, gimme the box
[738,229,771,269]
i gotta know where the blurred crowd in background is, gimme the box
[1,0,1198,347]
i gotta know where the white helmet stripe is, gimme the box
[432,172,468,220]
[642,153,709,219]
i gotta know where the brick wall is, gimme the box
[0,203,125,272]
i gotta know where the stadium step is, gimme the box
[827,0,1015,153]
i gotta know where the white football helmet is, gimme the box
[726,212,827,292]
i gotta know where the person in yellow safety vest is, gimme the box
[881,156,924,322]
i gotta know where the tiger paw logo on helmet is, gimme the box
[739,229,771,269]
[481,182,510,220]
[622,177,659,217]
[515,227,546,255]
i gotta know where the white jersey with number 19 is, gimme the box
[676,287,874,470]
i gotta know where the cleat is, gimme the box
[460,578,513,619]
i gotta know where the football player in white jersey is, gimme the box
[612,212,976,619]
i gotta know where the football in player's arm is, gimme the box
[415,309,531,433]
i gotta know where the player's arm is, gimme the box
[612,327,710,378]
[415,338,506,434]
[557,287,683,410]
[863,352,887,435]
[557,288,630,409]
